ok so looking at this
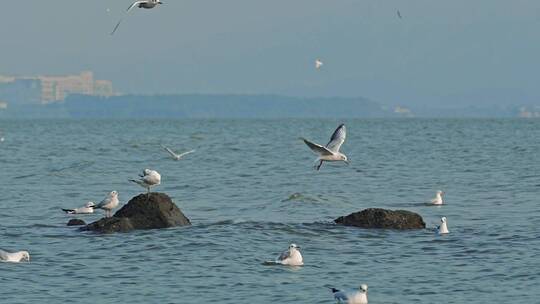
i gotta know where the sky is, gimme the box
[1,0,540,106]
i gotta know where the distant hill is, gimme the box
[62,94,394,118]
[0,93,536,119]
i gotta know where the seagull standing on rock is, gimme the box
[302,124,349,170]
[130,169,161,195]
[0,250,30,263]
[62,202,95,214]
[111,0,164,35]
[92,191,119,217]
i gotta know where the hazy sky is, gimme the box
[1,0,540,106]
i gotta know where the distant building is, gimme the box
[518,106,540,118]
[0,71,114,106]
[394,106,414,117]
[0,78,42,106]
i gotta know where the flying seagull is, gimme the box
[92,191,120,217]
[397,10,402,19]
[161,145,195,161]
[302,124,348,170]
[130,169,161,195]
[315,58,323,70]
[111,0,163,35]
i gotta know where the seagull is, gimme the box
[161,145,195,161]
[349,285,369,304]
[130,169,161,195]
[111,0,163,35]
[430,190,444,205]
[274,244,303,266]
[302,124,348,170]
[92,191,119,217]
[397,10,402,19]
[330,284,368,304]
[330,287,349,303]
[0,250,30,263]
[315,58,323,70]
[437,217,449,234]
[62,202,96,214]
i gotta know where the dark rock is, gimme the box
[335,208,425,229]
[67,219,86,226]
[81,192,191,233]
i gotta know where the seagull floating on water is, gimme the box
[92,191,119,217]
[302,124,348,170]
[430,190,444,205]
[130,169,161,194]
[161,145,195,161]
[62,202,95,214]
[437,217,449,234]
[349,285,369,304]
[265,244,303,266]
[315,58,323,70]
[111,0,163,35]
[330,284,368,304]
[0,250,30,263]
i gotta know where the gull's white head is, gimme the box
[441,216,447,223]
[437,190,444,196]
[340,154,349,165]
[110,191,118,197]
[20,251,30,262]
[85,202,95,208]
[143,169,152,175]
[360,284,368,293]
[289,243,300,251]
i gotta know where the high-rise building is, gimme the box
[0,71,114,106]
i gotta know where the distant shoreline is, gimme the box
[0,93,535,119]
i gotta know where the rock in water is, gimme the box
[335,208,425,229]
[82,193,191,233]
[67,219,86,226]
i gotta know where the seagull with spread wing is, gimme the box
[161,145,195,161]
[302,124,349,170]
[130,169,161,195]
[315,58,324,70]
[111,0,163,35]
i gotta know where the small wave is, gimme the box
[282,192,322,203]
[14,174,37,179]
[49,161,95,174]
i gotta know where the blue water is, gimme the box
[0,119,539,303]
